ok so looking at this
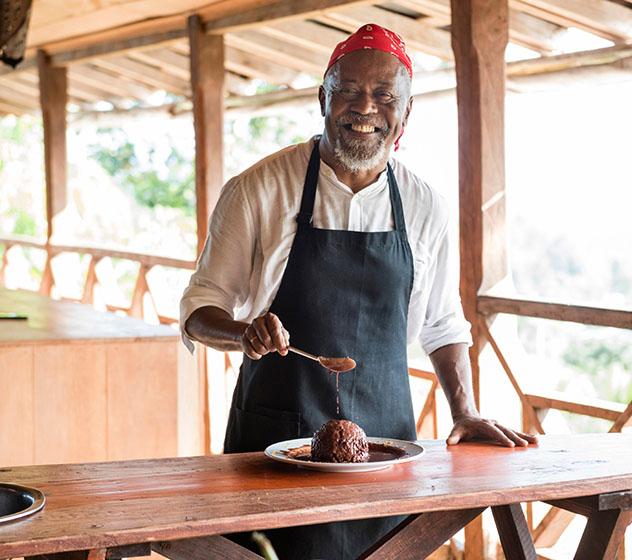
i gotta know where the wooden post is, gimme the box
[451,1,509,559]
[188,15,225,256]
[37,50,68,242]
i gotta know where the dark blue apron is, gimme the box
[225,138,416,559]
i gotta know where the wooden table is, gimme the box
[0,288,201,467]
[1,434,631,560]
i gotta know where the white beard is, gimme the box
[333,134,389,173]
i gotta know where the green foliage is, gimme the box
[89,128,194,215]
[562,337,632,404]
[10,208,37,236]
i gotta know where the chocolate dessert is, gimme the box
[311,419,369,463]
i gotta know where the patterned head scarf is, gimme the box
[325,23,413,78]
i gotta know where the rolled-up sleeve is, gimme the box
[419,222,472,355]
[180,177,255,351]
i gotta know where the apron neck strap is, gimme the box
[297,138,408,235]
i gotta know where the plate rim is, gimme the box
[264,436,424,471]
[0,483,46,524]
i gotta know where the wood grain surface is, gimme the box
[0,288,178,345]
[0,434,631,558]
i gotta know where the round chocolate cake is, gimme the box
[311,419,369,463]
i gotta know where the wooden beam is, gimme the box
[508,43,632,76]
[481,322,545,434]
[0,82,40,110]
[451,2,509,558]
[574,509,631,559]
[189,16,225,256]
[510,0,632,43]
[203,0,371,34]
[319,5,453,60]
[225,46,303,85]
[68,64,154,100]
[128,48,191,81]
[609,401,632,433]
[38,50,68,241]
[400,0,564,53]
[226,30,328,75]
[153,535,262,559]
[525,391,627,422]
[173,40,302,86]
[452,0,509,391]
[92,56,189,96]
[532,506,575,548]
[0,99,28,115]
[491,504,537,560]
[260,20,348,54]
[477,295,632,329]
[359,508,486,559]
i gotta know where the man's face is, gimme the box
[319,49,412,173]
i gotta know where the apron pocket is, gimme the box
[231,405,302,452]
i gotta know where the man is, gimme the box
[181,23,536,559]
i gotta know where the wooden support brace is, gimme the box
[129,264,150,318]
[481,321,545,434]
[574,509,631,560]
[152,535,262,559]
[0,243,11,286]
[491,504,537,560]
[610,401,632,433]
[532,506,575,548]
[39,252,55,296]
[415,379,438,438]
[81,256,100,304]
[358,507,486,559]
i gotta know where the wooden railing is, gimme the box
[478,294,632,556]
[0,235,196,323]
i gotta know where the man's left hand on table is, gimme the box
[447,413,538,448]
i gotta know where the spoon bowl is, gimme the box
[288,346,356,372]
[318,356,356,372]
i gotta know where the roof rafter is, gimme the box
[511,0,632,42]
[318,5,453,60]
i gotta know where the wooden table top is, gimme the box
[1,433,631,557]
[0,288,178,345]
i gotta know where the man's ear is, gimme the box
[318,85,326,117]
[402,96,413,128]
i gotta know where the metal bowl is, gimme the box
[0,483,45,523]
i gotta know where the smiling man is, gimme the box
[180,23,536,559]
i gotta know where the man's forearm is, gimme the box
[429,343,478,420]
[184,305,248,352]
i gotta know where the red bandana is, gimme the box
[325,23,412,151]
[325,23,413,79]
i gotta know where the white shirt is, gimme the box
[180,138,472,354]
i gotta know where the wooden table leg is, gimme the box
[152,536,262,559]
[357,507,486,559]
[574,509,631,560]
[491,504,536,560]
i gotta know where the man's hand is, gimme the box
[447,413,538,448]
[242,312,290,360]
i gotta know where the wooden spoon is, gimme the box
[288,346,356,372]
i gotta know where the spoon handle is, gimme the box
[288,345,320,363]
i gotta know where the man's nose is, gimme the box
[350,91,378,114]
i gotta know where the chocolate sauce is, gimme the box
[284,442,407,463]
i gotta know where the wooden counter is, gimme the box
[0,288,202,467]
[0,434,630,559]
